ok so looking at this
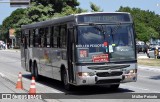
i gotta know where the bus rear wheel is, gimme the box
[33,63,40,81]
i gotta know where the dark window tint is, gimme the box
[60,25,67,48]
[54,26,59,48]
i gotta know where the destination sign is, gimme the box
[77,13,131,23]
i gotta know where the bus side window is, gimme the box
[32,29,36,47]
[50,26,54,48]
[46,27,51,48]
[34,29,39,47]
[54,26,59,48]
[21,31,24,44]
[60,25,67,48]
[29,30,33,47]
[44,27,48,47]
[39,28,44,47]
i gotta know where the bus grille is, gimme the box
[96,79,121,84]
[96,71,123,77]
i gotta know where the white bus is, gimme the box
[21,12,137,90]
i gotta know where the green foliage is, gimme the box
[1,8,26,41]
[31,0,80,13]
[118,6,160,42]
[17,2,54,25]
[1,0,83,41]
[0,25,4,40]
[90,2,103,12]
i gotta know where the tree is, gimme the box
[1,8,26,43]
[0,25,4,40]
[90,2,103,12]
[31,0,80,13]
[1,0,87,41]
[17,2,54,25]
[117,6,160,41]
[135,23,159,43]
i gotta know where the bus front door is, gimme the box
[67,29,74,83]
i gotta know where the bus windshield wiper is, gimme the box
[89,23,104,32]
[89,23,106,39]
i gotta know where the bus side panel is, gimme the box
[34,48,53,78]
[52,48,67,81]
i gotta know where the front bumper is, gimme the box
[74,64,137,86]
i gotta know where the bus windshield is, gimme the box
[76,24,135,63]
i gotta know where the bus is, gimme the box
[21,12,137,90]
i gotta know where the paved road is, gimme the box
[0,50,159,102]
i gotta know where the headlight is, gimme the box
[77,72,89,77]
[124,69,137,74]
[129,70,134,73]
[77,72,95,77]
[130,69,137,73]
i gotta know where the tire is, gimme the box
[62,69,72,91]
[31,62,34,77]
[110,84,120,90]
[34,63,41,81]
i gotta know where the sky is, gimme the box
[0,0,160,25]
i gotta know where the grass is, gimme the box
[138,58,160,66]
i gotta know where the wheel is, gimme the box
[31,63,34,77]
[34,63,41,81]
[62,69,72,91]
[110,84,120,90]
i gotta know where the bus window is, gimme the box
[32,29,36,47]
[54,26,59,48]
[45,27,50,47]
[39,28,45,47]
[34,29,39,47]
[29,30,33,47]
[60,25,67,48]
[50,26,54,47]
[21,30,25,44]
[47,27,51,47]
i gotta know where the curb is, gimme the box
[138,65,160,72]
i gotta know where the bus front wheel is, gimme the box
[62,69,72,91]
